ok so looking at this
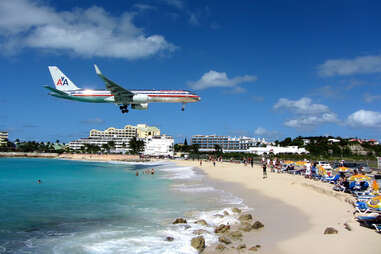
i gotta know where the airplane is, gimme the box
[44,65,201,114]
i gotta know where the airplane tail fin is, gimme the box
[48,66,80,91]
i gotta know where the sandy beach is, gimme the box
[173,159,380,254]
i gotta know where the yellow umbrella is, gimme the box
[337,166,349,172]
[367,196,381,209]
[348,174,372,182]
[318,166,327,176]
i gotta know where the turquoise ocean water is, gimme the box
[0,158,245,254]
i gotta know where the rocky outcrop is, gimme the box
[238,214,253,222]
[324,227,338,234]
[223,210,229,216]
[218,236,232,244]
[214,224,230,234]
[344,223,352,231]
[249,245,261,252]
[173,218,187,224]
[193,229,209,235]
[239,222,252,232]
[229,231,243,240]
[237,244,246,250]
[232,208,242,213]
[216,244,226,251]
[252,221,264,229]
[165,236,174,241]
[191,236,206,252]
[195,219,208,226]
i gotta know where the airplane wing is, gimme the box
[94,65,134,104]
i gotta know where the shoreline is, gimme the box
[0,152,142,162]
[173,159,380,254]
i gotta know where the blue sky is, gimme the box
[1,0,381,143]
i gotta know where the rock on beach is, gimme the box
[239,222,252,232]
[191,236,206,252]
[173,218,187,224]
[215,224,230,234]
[218,236,232,244]
[238,213,253,222]
[252,221,264,229]
[195,219,209,226]
[324,227,338,234]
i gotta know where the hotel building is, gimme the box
[0,131,8,146]
[68,124,171,155]
[191,135,266,151]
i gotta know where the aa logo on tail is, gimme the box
[56,77,69,86]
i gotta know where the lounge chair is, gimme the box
[355,201,381,214]
[356,214,381,227]
[372,224,381,233]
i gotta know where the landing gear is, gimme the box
[181,103,185,111]
[119,104,129,114]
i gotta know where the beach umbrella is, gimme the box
[372,180,380,192]
[318,166,327,176]
[367,196,381,209]
[348,174,372,182]
[337,166,349,172]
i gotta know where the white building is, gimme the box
[0,131,8,146]
[247,145,308,155]
[144,135,174,157]
[191,135,267,151]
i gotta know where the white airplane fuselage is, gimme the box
[51,89,200,104]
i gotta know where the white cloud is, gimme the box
[0,0,175,59]
[347,110,381,128]
[363,93,381,103]
[188,70,257,90]
[163,0,184,9]
[273,97,329,115]
[318,55,381,77]
[284,112,338,128]
[274,97,339,128]
[133,4,157,11]
[254,127,268,135]
[254,127,280,139]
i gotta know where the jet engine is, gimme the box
[132,94,149,104]
[131,103,148,110]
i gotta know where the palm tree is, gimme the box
[101,143,110,153]
[214,144,222,155]
[108,141,116,152]
[128,137,145,154]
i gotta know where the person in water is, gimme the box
[136,171,139,176]
[151,168,155,175]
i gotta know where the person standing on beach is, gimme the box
[200,160,202,166]
[250,158,254,168]
[262,163,267,179]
